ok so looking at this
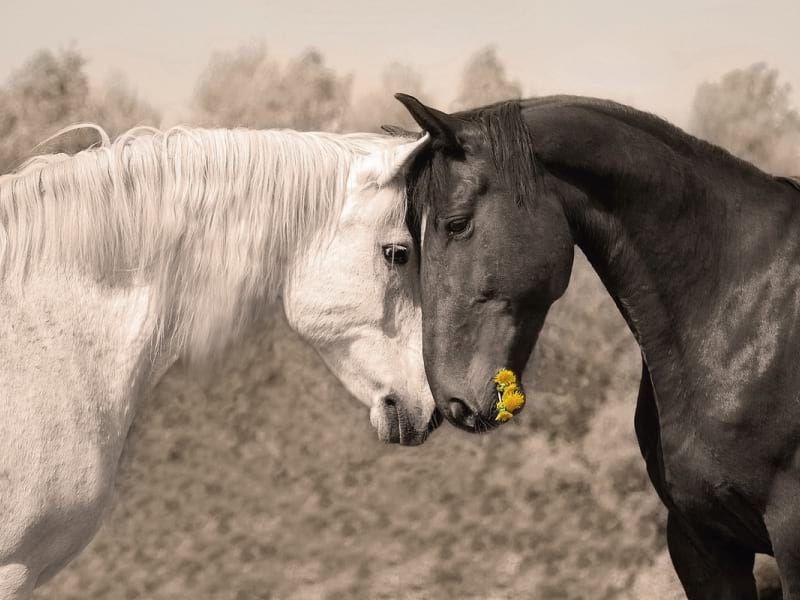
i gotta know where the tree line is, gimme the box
[0,44,797,175]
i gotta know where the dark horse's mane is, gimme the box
[405,100,541,243]
[520,95,785,178]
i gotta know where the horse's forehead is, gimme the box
[426,159,486,214]
[455,151,493,180]
[427,151,489,202]
[341,184,404,226]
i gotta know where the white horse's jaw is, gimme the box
[282,159,435,445]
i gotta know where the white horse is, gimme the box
[0,126,434,598]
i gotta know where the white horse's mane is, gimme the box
[0,126,396,359]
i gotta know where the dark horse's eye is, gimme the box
[446,217,471,236]
[382,244,409,266]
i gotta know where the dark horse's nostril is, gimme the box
[383,395,397,407]
[448,398,476,428]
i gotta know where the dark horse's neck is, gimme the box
[522,96,800,404]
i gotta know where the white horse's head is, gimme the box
[283,134,439,445]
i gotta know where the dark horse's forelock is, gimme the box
[405,100,540,244]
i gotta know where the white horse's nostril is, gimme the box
[375,395,401,444]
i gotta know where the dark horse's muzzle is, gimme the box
[442,376,527,433]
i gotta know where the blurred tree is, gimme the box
[0,90,18,147]
[193,45,282,128]
[283,50,352,131]
[0,48,89,172]
[192,44,351,130]
[690,62,800,174]
[343,62,431,133]
[90,72,161,139]
[7,47,90,131]
[451,46,522,111]
[0,48,160,174]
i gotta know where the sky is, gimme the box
[1,0,798,128]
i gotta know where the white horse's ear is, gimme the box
[375,133,431,187]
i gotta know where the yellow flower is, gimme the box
[496,383,515,410]
[502,386,526,413]
[494,368,517,391]
[495,409,514,422]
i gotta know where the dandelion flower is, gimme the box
[502,387,525,413]
[494,369,517,390]
[495,409,514,422]
[496,383,516,410]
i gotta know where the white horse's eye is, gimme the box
[382,244,409,266]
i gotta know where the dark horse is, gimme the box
[394,93,800,599]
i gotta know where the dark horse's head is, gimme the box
[395,94,574,432]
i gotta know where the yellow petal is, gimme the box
[495,409,514,422]
[502,388,526,413]
[494,369,517,389]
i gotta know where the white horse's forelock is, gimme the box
[0,125,397,361]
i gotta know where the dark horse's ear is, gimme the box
[394,93,462,150]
